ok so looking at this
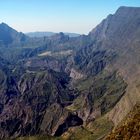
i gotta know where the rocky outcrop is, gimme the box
[70,68,84,80]
[54,114,83,136]
[40,103,69,135]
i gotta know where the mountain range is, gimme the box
[26,32,80,38]
[0,6,139,140]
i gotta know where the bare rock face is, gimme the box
[40,103,69,135]
[70,68,84,80]
[107,69,140,126]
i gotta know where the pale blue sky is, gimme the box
[0,0,140,34]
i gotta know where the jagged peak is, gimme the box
[0,22,16,32]
[0,22,7,25]
[0,22,10,27]
[115,6,140,15]
[89,6,140,37]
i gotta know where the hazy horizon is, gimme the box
[0,0,140,34]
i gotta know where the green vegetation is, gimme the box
[61,116,113,140]
[67,70,127,113]
[10,116,113,140]
[12,135,60,140]
[66,95,84,111]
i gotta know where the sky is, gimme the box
[0,0,140,34]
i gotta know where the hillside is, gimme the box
[105,103,140,140]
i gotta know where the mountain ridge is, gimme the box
[0,22,29,47]
[26,31,81,38]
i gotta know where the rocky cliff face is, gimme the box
[0,68,78,139]
[94,6,140,126]
[75,6,140,127]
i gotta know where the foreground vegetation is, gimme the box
[105,103,140,140]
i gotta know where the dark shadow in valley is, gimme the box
[54,114,83,136]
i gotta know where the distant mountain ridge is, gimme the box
[26,31,80,38]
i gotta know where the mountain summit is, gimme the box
[0,22,28,47]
